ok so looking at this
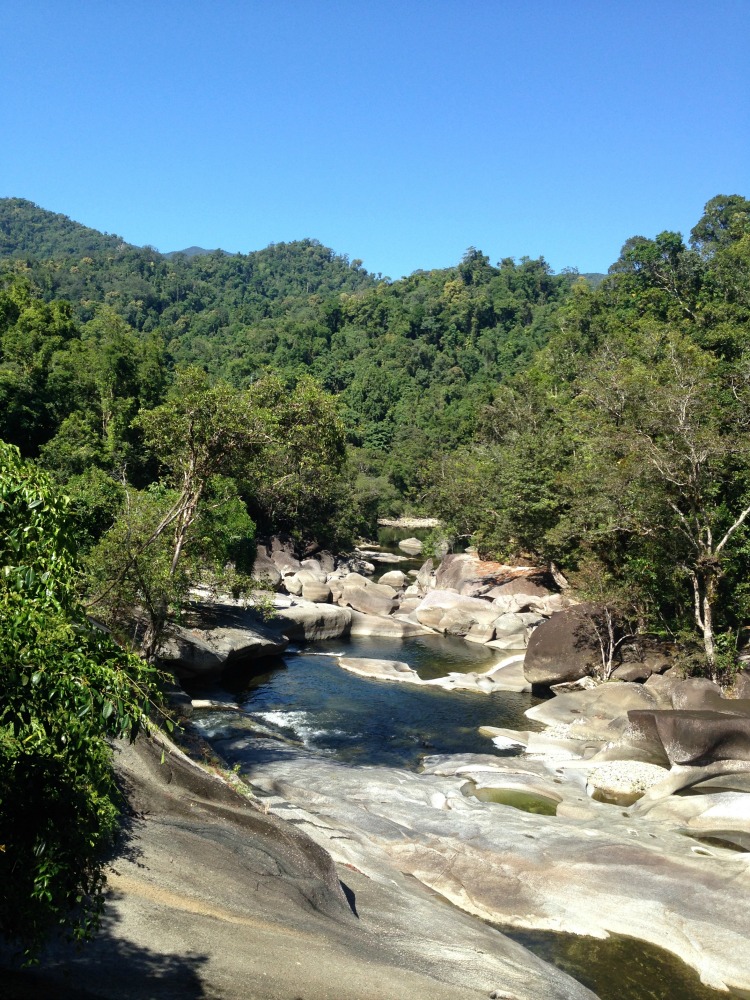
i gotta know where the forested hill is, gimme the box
[0,197,130,257]
[3,192,750,676]
[163,246,229,259]
[0,199,578,494]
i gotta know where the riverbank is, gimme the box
[17,536,746,999]
[2,727,598,1000]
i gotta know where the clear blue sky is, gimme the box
[2,1,748,278]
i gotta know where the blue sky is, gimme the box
[2,2,748,278]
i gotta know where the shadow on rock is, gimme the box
[1,907,211,1000]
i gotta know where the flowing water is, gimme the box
[191,634,532,768]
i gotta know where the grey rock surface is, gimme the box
[250,545,282,588]
[157,605,288,679]
[398,536,424,555]
[523,606,603,687]
[273,601,352,640]
[4,735,599,1000]
[246,751,750,994]
[525,682,659,729]
[301,580,332,603]
[628,708,750,766]
[435,553,518,594]
[348,609,432,637]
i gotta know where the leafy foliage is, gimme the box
[4,192,750,676]
[429,195,750,675]
[0,441,157,956]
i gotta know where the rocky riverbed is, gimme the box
[151,540,750,995]
[36,539,749,1000]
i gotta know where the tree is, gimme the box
[564,331,750,676]
[240,373,353,547]
[0,440,157,957]
[609,231,703,320]
[87,368,270,660]
[690,194,750,256]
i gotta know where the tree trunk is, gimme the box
[689,565,719,679]
[140,597,168,664]
[702,572,718,679]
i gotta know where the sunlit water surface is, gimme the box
[190,633,531,768]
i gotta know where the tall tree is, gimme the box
[87,368,270,660]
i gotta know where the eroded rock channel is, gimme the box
[156,536,750,999]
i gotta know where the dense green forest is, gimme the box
[2,192,750,955]
[0,197,578,503]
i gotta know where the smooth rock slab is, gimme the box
[247,753,750,994]
[334,653,530,694]
[525,682,659,728]
[339,657,419,683]
[36,735,602,1000]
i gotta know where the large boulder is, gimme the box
[378,570,407,589]
[301,581,332,603]
[413,590,497,632]
[415,558,434,592]
[268,535,301,574]
[300,557,327,578]
[349,609,432,637]
[611,662,653,683]
[296,565,328,585]
[644,667,686,703]
[273,603,352,641]
[398,537,423,555]
[158,608,288,680]
[734,670,750,699]
[628,708,750,766]
[434,553,528,597]
[250,545,282,589]
[523,605,602,687]
[341,583,397,617]
[282,574,303,596]
[487,577,554,614]
[670,677,725,710]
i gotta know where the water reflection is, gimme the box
[190,635,533,768]
[503,929,734,1000]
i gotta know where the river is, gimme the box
[185,531,730,1000]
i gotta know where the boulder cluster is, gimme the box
[255,537,567,648]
